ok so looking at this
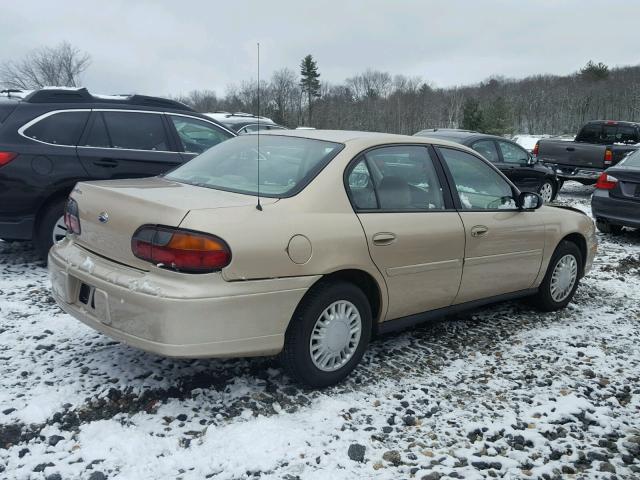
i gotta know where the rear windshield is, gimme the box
[619,149,640,168]
[165,135,343,197]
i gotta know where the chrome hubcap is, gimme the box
[52,215,67,244]
[309,300,362,372]
[550,254,578,302]
[539,182,553,203]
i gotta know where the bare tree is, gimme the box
[1,41,91,89]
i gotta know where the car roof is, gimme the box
[258,129,469,150]
[414,129,510,145]
[585,120,640,127]
[205,112,277,125]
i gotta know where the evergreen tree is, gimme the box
[461,98,484,131]
[580,60,610,81]
[483,96,510,135]
[300,54,321,124]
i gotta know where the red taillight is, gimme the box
[63,198,81,235]
[532,142,539,156]
[132,226,231,273]
[0,151,17,167]
[595,172,618,190]
[604,149,613,166]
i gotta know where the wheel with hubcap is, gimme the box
[281,281,372,387]
[34,199,68,260]
[530,240,582,311]
[538,181,555,203]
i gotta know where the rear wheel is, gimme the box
[34,199,67,260]
[530,241,582,311]
[596,219,623,235]
[280,281,372,388]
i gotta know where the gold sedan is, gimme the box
[49,130,597,387]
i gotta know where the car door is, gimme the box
[437,146,545,304]
[345,145,465,320]
[76,110,182,179]
[496,140,543,192]
[166,114,235,162]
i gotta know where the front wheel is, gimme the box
[280,281,372,388]
[530,241,582,311]
[538,180,555,203]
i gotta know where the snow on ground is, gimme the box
[1,183,639,479]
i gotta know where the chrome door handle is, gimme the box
[470,225,488,237]
[372,232,396,245]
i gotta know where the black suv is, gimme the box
[414,129,559,203]
[0,88,236,258]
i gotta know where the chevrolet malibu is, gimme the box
[49,130,597,387]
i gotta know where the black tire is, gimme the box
[33,199,67,260]
[530,241,582,312]
[538,180,556,203]
[596,219,623,235]
[280,280,372,388]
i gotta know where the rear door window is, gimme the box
[23,111,90,146]
[357,145,446,210]
[101,111,169,151]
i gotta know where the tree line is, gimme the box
[3,43,640,136]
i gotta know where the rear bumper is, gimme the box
[0,215,34,240]
[591,190,640,228]
[48,239,319,358]
[543,163,601,182]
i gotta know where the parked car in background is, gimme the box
[534,120,640,185]
[205,112,286,134]
[415,129,560,202]
[49,130,596,387]
[0,87,235,258]
[591,149,640,234]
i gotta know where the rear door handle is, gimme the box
[566,147,575,152]
[372,232,396,245]
[470,225,489,237]
[93,159,119,168]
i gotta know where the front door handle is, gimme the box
[470,225,489,237]
[372,232,396,245]
[566,147,575,152]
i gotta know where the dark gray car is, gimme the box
[591,149,640,234]
[414,129,560,202]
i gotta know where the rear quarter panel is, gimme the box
[177,138,390,320]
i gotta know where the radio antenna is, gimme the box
[256,42,263,211]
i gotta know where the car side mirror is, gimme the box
[518,191,543,210]
[527,154,537,165]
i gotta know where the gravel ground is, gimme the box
[0,183,639,479]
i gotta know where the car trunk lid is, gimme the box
[608,167,640,202]
[71,176,275,270]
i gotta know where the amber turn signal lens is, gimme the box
[131,226,231,273]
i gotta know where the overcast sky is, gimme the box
[1,0,639,97]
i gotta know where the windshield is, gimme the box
[166,135,343,197]
[619,149,640,168]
